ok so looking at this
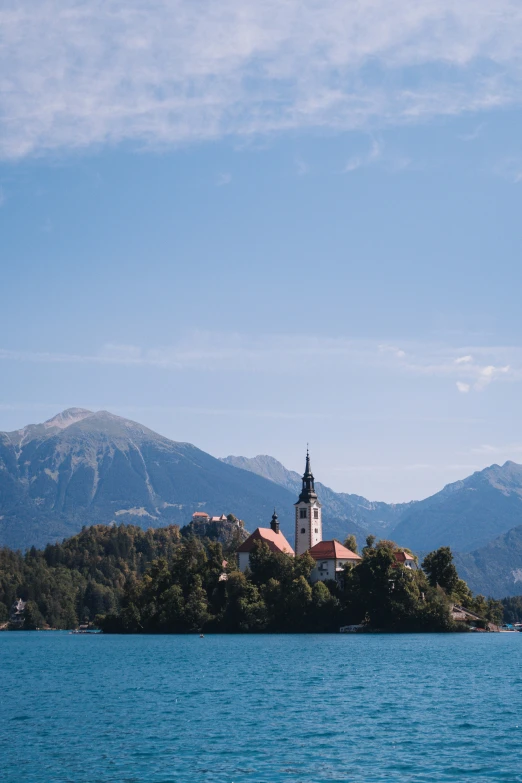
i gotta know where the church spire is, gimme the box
[298,447,317,503]
[305,447,312,478]
[270,508,280,534]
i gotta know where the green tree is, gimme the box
[309,581,341,631]
[158,585,185,630]
[249,541,294,586]
[223,571,268,632]
[362,534,376,557]
[22,600,45,630]
[344,534,358,554]
[486,599,503,626]
[350,545,395,627]
[183,575,209,631]
[501,596,522,624]
[422,547,459,594]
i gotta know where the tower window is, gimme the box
[314,528,318,534]
[299,508,307,519]
[313,509,319,519]
[300,528,306,535]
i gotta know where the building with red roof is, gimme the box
[237,511,294,571]
[308,539,361,583]
[235,452,368,584]
[192,511,210,521]
[393,551,416,569]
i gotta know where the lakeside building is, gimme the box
[192,511,244,527]
[237,451,361,583]
[393,551,416,569]
[192,511,210,522]
[237,511,294,571]
[9,598,26,626]
[308,540,362,583]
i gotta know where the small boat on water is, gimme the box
[70,624,102,635]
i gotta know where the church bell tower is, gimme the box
[294,449,322,555]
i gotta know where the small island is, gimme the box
[0,452,505,634]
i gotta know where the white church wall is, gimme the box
[310,559,337,583]
[294,501,322,556]
[238,552,251,572]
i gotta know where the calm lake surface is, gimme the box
[1,633,521,783]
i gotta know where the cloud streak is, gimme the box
[2,1,522,158]
[0,334,521,394]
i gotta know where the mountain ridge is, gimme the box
[221,453,414,535]
[392,460,522,552]
[0,409,366,550]
[3,407,522,600]
[455,524,522,598]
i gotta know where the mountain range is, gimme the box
[0,409,301,550]
[2,408,522,597]
[221,454,413,535]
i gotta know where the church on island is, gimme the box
[237,450,362,583]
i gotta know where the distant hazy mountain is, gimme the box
[4,409,522,597]
[392,461,522,553]
[0,409,365,550]
[455,525,522,598]
[221,454,412,536]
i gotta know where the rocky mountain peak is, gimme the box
[43,408,93,430]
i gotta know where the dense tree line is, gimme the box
[0,526,504,632]
[100,536,503,633]
[501,596,522,624]
[0,524,182,629]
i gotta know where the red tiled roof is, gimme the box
[237,527,295,555]
[308,540,361,561]
[394,551,415,563]
[192,512,209,518]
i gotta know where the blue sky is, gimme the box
[2,0,522,501]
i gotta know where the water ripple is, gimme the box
[1,633,521,782]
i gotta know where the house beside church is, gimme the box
[308,540,362,583]
[394,551,416,569]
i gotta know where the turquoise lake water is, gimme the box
[1,633,522,783]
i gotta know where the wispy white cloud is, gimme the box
[1,335,520,396]
[385,344,516,391]
[3,1,522,159]
[378,343,406,359]
[474,363,511,390]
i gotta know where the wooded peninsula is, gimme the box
[0,522,510,633]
